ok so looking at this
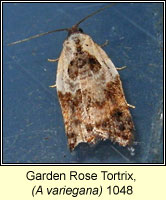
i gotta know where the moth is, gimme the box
[8,4,135,151]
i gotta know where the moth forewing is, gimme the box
[56,33,134,151]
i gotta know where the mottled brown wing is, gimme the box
[56,33,134,151]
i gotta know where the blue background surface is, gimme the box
[3,2,163,163]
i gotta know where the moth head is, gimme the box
[67,25,84,37]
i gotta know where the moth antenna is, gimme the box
[8,28,69,46]
[75,3,116,27]
[8,3,116,46]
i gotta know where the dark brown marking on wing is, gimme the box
[58,89,84,151]
[67,36,101,80]
[68,60,78,80]
[85,124,93,132]
[89,57,101,73]
[104,77,125,106]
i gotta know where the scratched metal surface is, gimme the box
[3,3,163,164]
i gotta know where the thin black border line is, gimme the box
[2,1,165,166]
[1,1,165,3]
